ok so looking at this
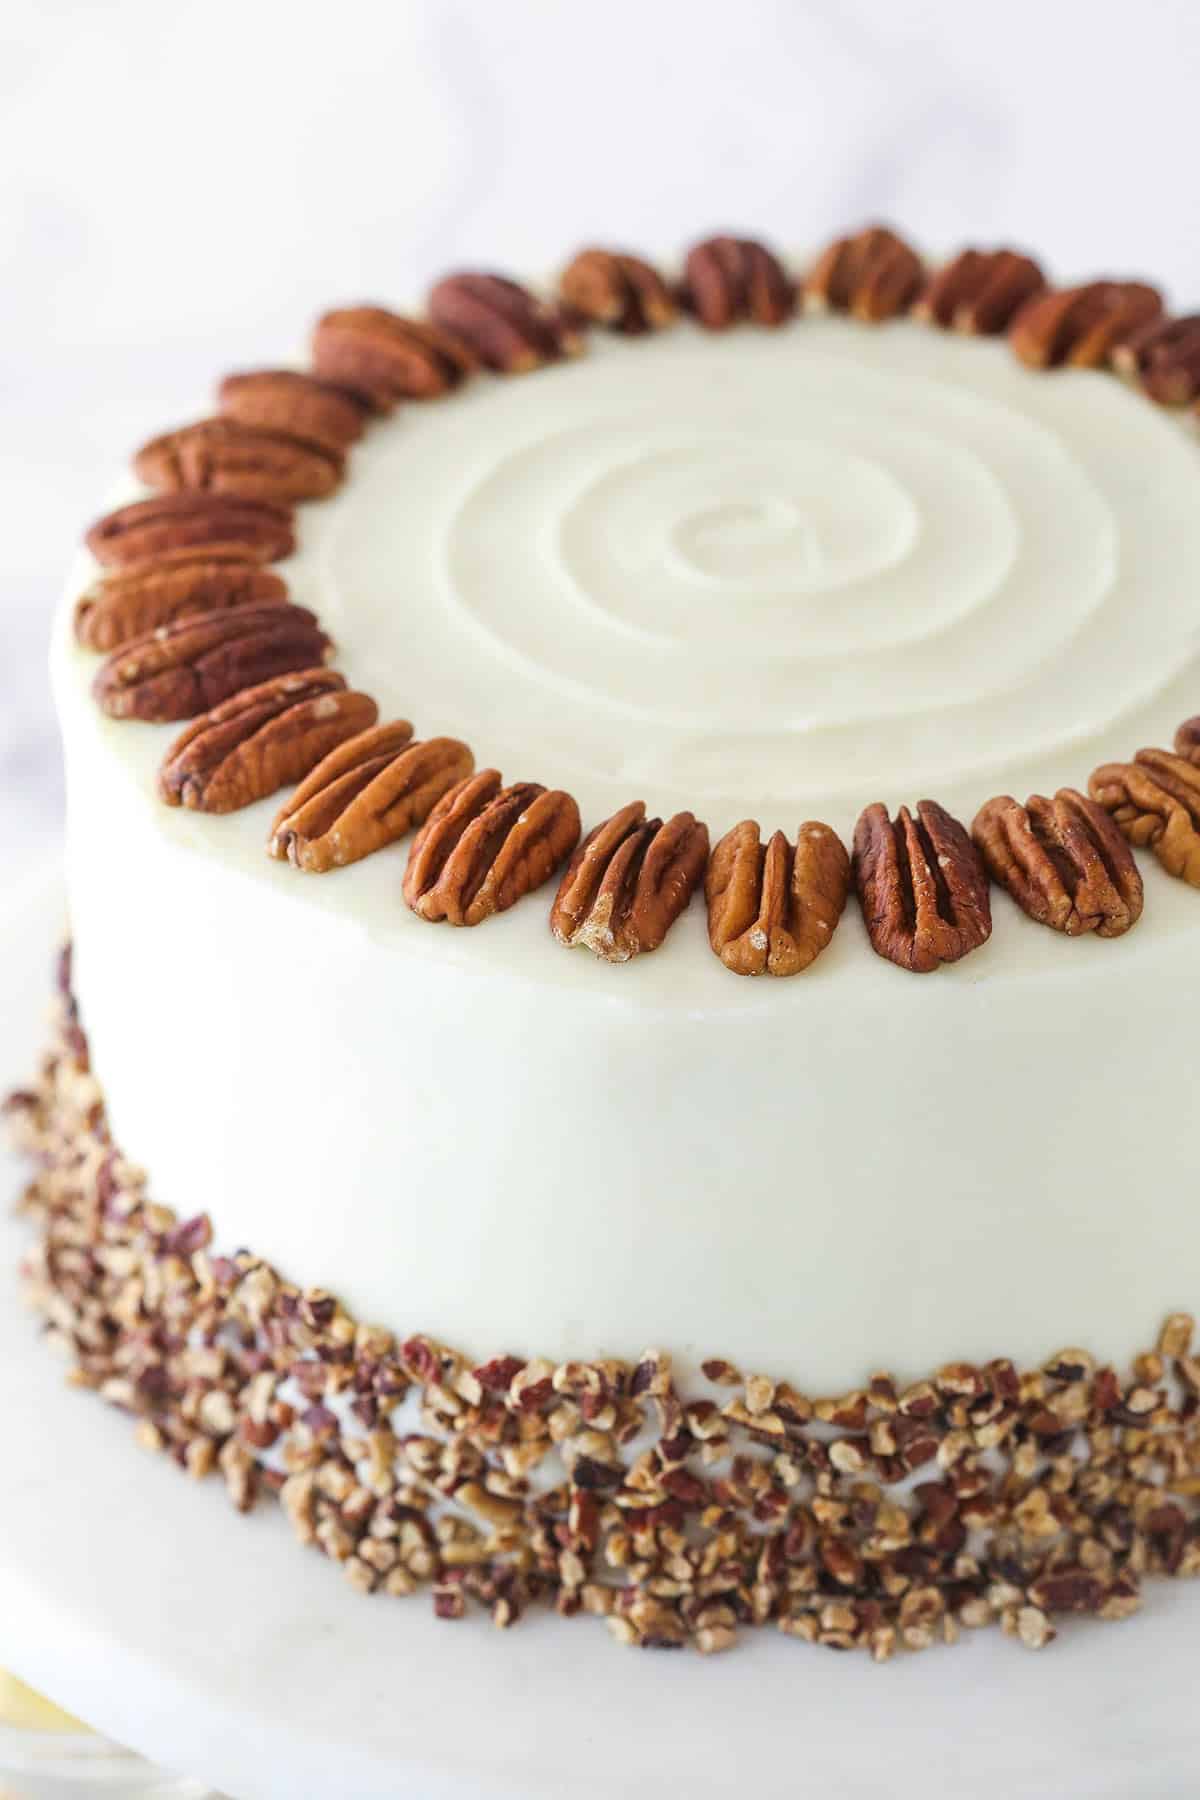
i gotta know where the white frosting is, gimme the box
[54,315,1200,1390]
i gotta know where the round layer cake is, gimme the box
[50,246,1200,1397]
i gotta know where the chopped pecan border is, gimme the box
[6,983,1199,1659]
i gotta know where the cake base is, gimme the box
[1,867,1198,1800]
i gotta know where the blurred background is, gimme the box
[5,0,1200,873]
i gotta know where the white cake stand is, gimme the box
[0,867,1196,1800]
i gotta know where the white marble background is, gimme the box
[5,0,1200,873]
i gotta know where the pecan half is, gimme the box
[404,770,581,925]
[311,306,476,408]
[682,236,792,329]
[1175,717,1200,764]
[853,801,992,973]
[1112,315,1200,404]
[269,726,474,871]
[74,556,289,652]
[705,820,849,977]
[1009,281,1163,370]
[802,226,924,323]
[85,495,295,569]
[133,418,342,503]
[218,370,367,454]
[558,250,677,335]
[549,803,709,960]
[915,248,1046,334]
[427,275,582,373]
[1089,749,1200,886]
[972,790,1143,938]
[91,603,330,723]
[159,670,377,814]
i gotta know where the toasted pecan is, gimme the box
[1009,281,1163,370]
[1112,314,1200,404]
[854,801,992,972]
[91,603,330,723]
[133,418,342,503]
[559,250,677,335]
[706,820,849,976]
[803,226,923,323]
[404,770,581,925]
[311,306,477,408]
[550,803,708,959]
[682,235,792,329]
[218,370,367,454]
[428,274,582,373]
[85,494,294,569]
[269,727,473,871]
[74,556,289,653]
[158,670,377,814]
[916,248,1046,334]
[1089,749,1200,886]
[972,790,1143,937]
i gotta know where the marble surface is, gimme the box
[5,0,1200,871]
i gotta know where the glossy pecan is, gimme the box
[133,418,342,503]
[1175,717,1200,764]
[1009,281,1163,370]
[549,803,708,960]
[853,801,992,973]
[85,495,295,569]
[427,274,582,373]
[269,726,474,871]
[682,236,792,329]
[311,306,476,408]
[1089,749,1200,886]
[159,670,377,814]
[706,820,849,977]
[802,226,924,323]
[1112,314,1200,403]
[915,248,1046,334]
[74,555,289,652]
[972,790,1143,938]
[218,370,367,454]
[404,770,581,925]
[91,603,330,723]
[558,249,677,335]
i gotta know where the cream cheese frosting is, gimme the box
[54,313,1200,1390]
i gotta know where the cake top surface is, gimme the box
[55,240,1200,1003]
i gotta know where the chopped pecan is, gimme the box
[218,370,367,454]
[269,727,474,871]
[549,803,709,960]
[74,556,289,652]
[705,820,849,976]
[1009,281,1163,369]
[972,790,1143,938]
[427,274,582,373]
[1175,717,1200,764]
[1112,314,1200,403]
[311,306,476,408]
[853,801,992,973]
[85,494,295,569]
[915,248,1046,334]
[682,235,792,329]
[803,226,924,323]
[558,249,677,334]
[133,418,342,503]
[1089,749,1200,886]
[159,670,377,814]
[91,603,330,723]
[404,770,581,926]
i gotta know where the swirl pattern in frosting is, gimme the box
[309,317,1200,828]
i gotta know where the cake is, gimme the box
[10,229,1200,1658]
